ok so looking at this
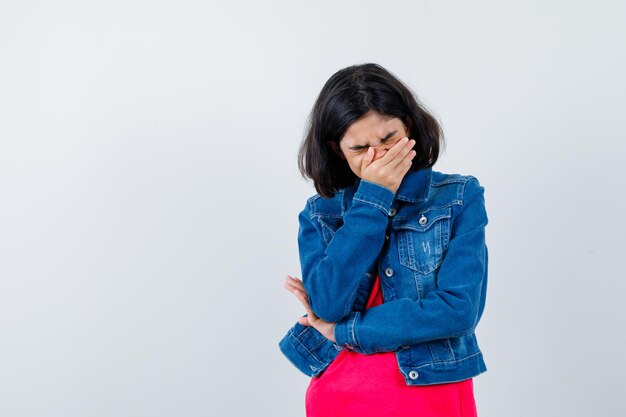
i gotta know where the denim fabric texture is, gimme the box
[278,167,489,385]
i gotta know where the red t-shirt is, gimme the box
[305,274,478,417]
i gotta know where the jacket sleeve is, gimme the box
[333,177,489,354]
[300,179,395,323]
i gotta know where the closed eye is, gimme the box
[348,130,397,151]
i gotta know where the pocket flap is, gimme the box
[392,206,451,232]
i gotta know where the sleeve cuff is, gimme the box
[334,311,360,350]
[352,179,395,215]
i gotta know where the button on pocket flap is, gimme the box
[392,206,451,232]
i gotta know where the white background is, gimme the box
[1,1,625,416]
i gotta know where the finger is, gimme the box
[383,137,414,171]
[286,274,304,285]
[286,275,304,287]
[399,152,415,178]
[284,278,308,300]
[375,136,410,167]
[293,289,308,307]
[286,275,307,296]
[298,316,310,326]
[390,149,417,178]
[360,146,375,172]
[292,289,310,315]
[387,139,416,170]
[284,280,304,297]
[294,290,316,318]
[288,276,306,292]
[283,281,297,295]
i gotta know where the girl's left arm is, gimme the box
[333,177,489,354]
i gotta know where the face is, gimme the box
[327,110,411,178]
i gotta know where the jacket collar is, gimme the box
[342,167,433,212]
[394,167,433,203]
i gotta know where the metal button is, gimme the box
[409,370,419,379]
[418,215,428,226]
[384,267,393,277]
[388,207,397,217]
[333,343,342,350]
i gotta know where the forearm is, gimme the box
[334,178,489,353]
[301,179,394,323]
[334,267,486,354]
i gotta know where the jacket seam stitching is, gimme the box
[352,196,388,215]
[408,350,483,369]
[290,332,325,364]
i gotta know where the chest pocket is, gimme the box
[316,216,344,245]
[393,206,452,275]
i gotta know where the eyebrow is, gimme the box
[348,130,398,150]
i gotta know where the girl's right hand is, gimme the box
[360,137,416,194]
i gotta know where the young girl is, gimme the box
[279,63,489,417]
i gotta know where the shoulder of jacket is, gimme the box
[431,170,479,187]
[430,170,483,206]
[305,191,344,217]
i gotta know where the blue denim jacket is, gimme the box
[278,167,489,385]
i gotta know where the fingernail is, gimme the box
[402,137,409,142]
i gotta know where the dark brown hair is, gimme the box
[297,63,445,198]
